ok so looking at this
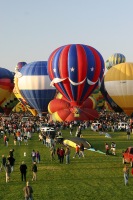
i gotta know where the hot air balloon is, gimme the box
[105,53,126,70]
[104,62,133,116]
[100,78,123,113]
[90,86,105,110]
[48,44,105,107]
[0,67,14,106]
[12,102,27,113]
[48,96,98,122]
[0,92,18,115]
[15,62,27,71]
[14,62,38,116]
[16,61,56,116]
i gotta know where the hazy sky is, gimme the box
[0,0,133,72]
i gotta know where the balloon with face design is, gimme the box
[47,44,105,107]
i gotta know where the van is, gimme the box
[118,122,127,131]
[22,117,29,122]
[91,123,101,131]
[40,126,56,139]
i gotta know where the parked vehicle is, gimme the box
[91,123,101,131]
[118,122,127,131]
[122,147,133,166]
[40,126,56,139]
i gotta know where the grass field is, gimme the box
[0,127,133,200]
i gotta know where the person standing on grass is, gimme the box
[5,161,11,183]
[31,150,36,163]
[65,146,71,164]
[1,155,6,171]
[123,165,129,186]
[59,147,65,164]
[36,151,40,163]
[20,161,27,182]
[32,161,37,181]
[4,135,7,146]
[7,155,15,172]
[105,143,110,155]
[23,181,33,200]
[126,128,131,140]
[50,144,56,161]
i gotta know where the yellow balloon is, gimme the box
[104,62,133,115]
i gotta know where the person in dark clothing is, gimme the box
[7,155,15,172]
[20,161,27,181]
[23,181,33,200]
[1,155,6,171]
[59,147,65,163]
[32,161,37,181]
[9,149,14,157]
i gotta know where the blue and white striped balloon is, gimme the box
[17,61,56,116]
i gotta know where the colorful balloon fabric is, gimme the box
[90,86,105,110]
[0,92,18,115]
[48,44,105,107]
[48,97,99,122]
[105,53,126,70]
[104,62,133,116]
[0,67,14,105]
[100,78,123,113]
[15,62,27,71]
[16,61,56,116]
[14,62,37,116]
[12,102,27,113]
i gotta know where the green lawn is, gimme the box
[0,128,132,200]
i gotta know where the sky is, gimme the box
[0,0,133,72]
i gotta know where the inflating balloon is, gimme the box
[48,97,99,122]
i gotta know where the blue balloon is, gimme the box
[17,61,56,116]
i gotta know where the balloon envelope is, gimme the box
[104,62,133,115]
[17,61,56,116]
[48,44,105,107]
[0,67,14,105]
[105,53,126,70]
[100,78,123,112]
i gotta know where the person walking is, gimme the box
[23,181,33,200]
[79,143,85,158]
[20,161,27,182]
[123,165,129,186]
[50,144,56,161]
[32,161,37,181]
[5,161,11,183]
[73,144,80,158]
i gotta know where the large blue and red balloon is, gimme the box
[48,44,105,107]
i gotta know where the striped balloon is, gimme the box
[105,53,126,70]
[16,61,56,116]
[48,44,105,107]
